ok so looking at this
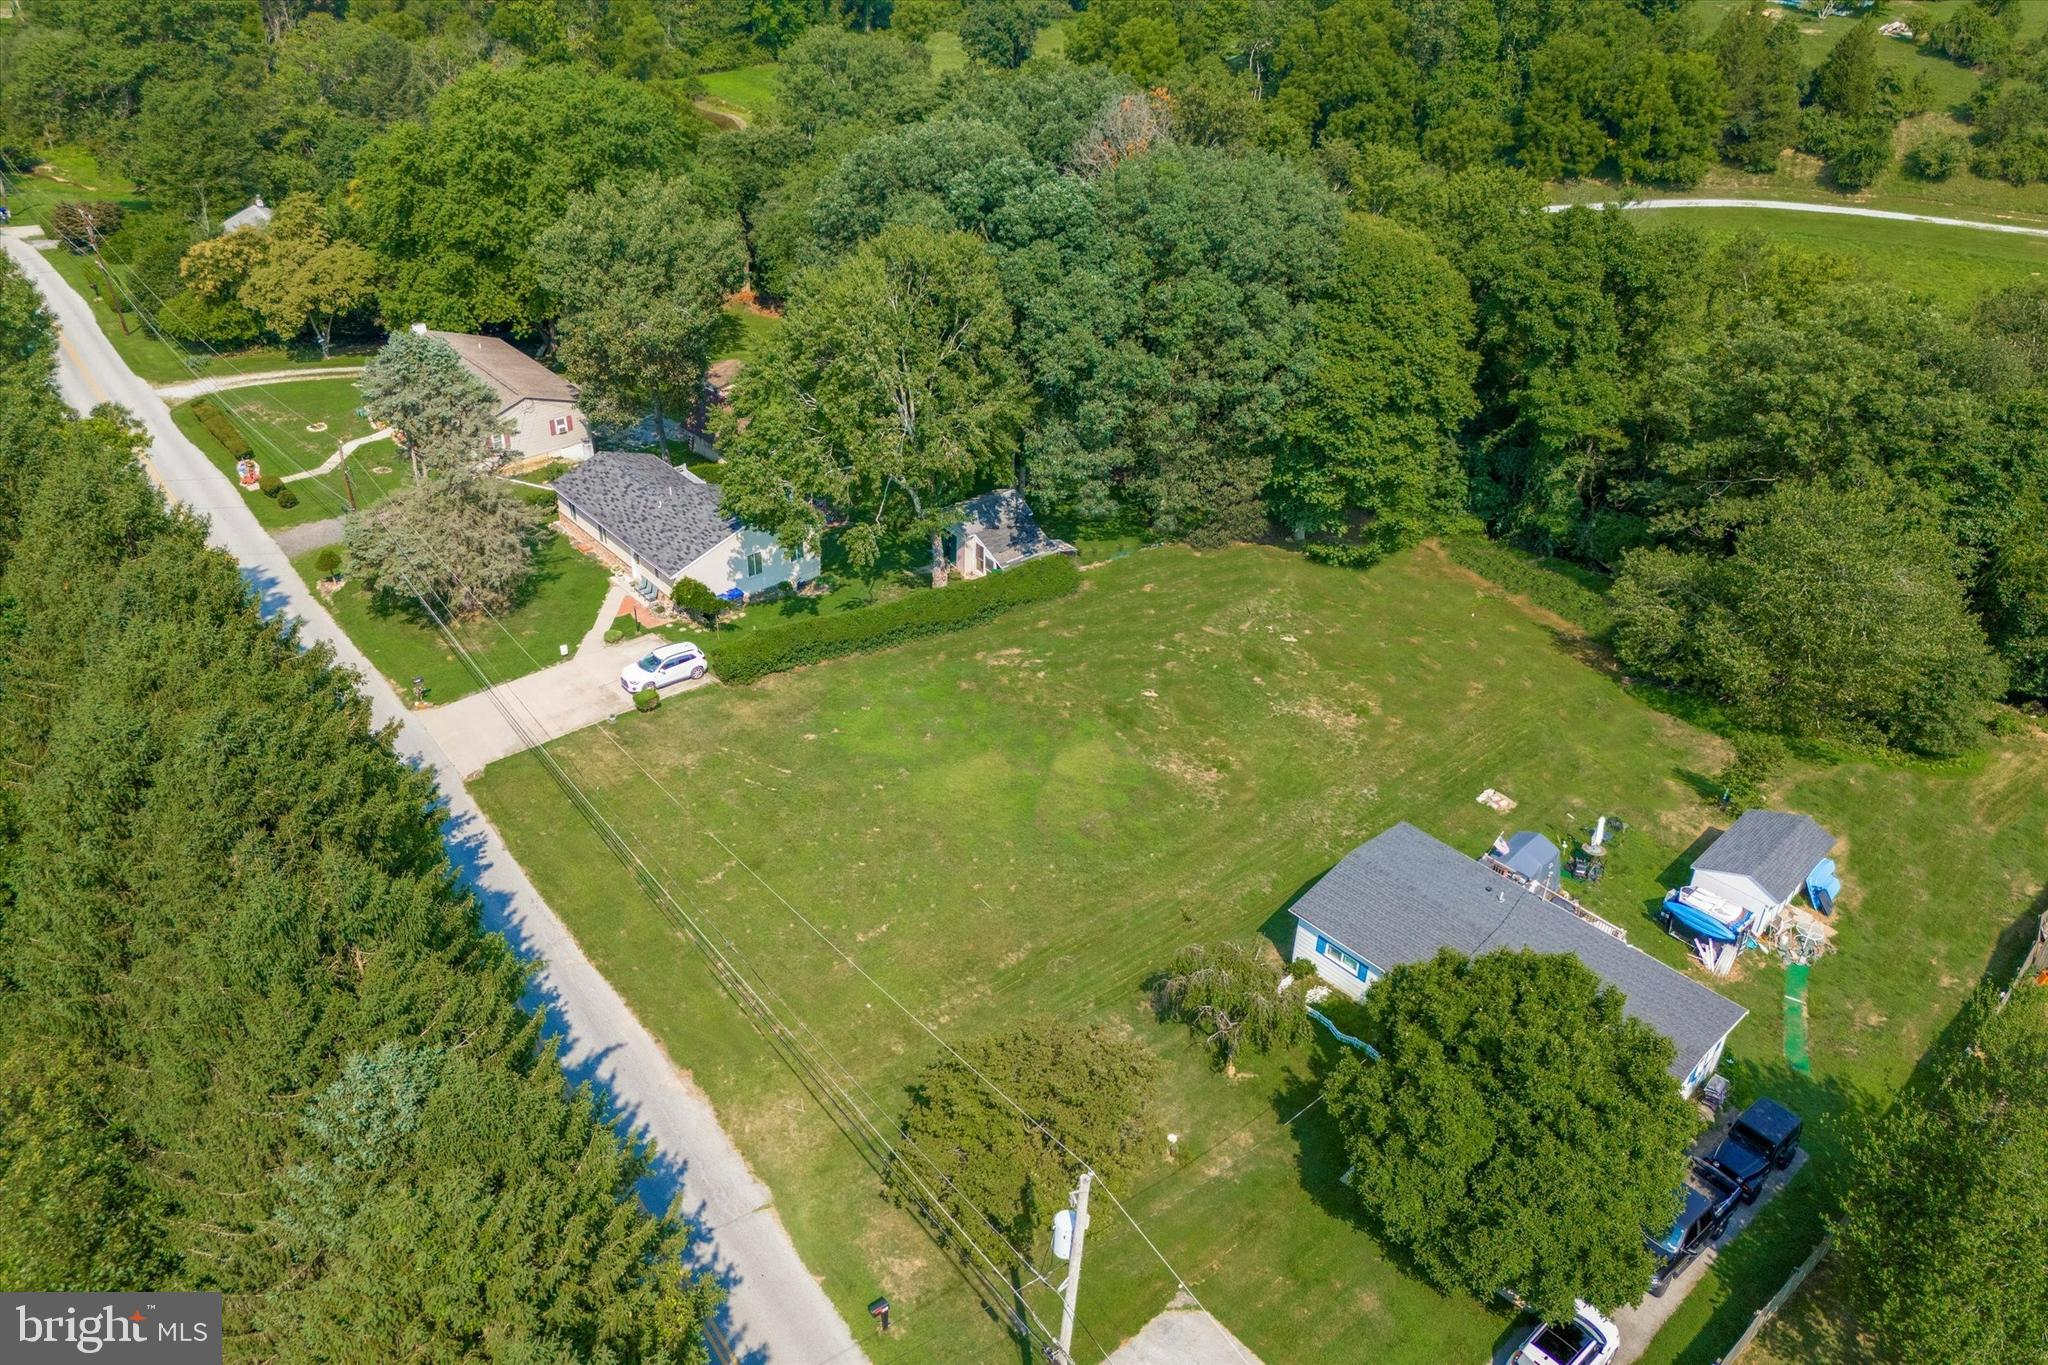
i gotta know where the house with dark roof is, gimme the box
[408,325,592,468]
[1291,823,1747,1094]
[943,489,1076,580]
[1685,810,1837,931]
[552,451,818,599]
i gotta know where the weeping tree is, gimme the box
[1154,940,1311,1070]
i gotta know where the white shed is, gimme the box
[1688,810,1837,934]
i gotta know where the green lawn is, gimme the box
[694,63,778,120]
[471,544,2048,1363]
[173,379,407,530]
[1631,205,2048,304]
[709,300,781,362]
[298,530,613,706]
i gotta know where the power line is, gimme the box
[18,192,1079,1359]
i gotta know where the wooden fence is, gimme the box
[1722,1235,1832,1364]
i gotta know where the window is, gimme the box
[488,434,508,451]
[1314,935,1369,981]
[746,550,766,577]
[548,414,574,437]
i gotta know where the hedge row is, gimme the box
[189,397,251,460]
[1443,536,1616,637]
[705,553,1080,685]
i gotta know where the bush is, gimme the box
[633,686,659,713]
[1441,537,1615,637]
[1716,732,1789,812]
[258,473,282,498]
[1905,131,1968,181]
[610,613,643,639]
[706,554,1080,685]
[670,577,730,628]
[603,629,622,645]
[48,200,123,252]
[314,548,342,577]
[275,485,298,510]
[189,398,253,460]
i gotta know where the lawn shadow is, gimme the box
[1638,824,1724,931]
[1256,869,1331,960]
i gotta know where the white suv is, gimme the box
[1511,1303,1618,1365]
[620,641,707,693]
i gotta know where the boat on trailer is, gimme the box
[1661,884,1751,944]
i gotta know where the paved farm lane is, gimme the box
[1547,196,2048,237]
[2,230,864,1365]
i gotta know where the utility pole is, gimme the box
[1054,1170,1092,1365]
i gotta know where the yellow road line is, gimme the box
[56,325,110,405]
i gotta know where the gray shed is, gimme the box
[1499,831,1562,891]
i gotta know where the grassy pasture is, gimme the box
[473,544,2048,1363]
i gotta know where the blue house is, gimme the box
[1291,823,1748,1095]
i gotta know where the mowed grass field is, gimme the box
[172,378,407,530]
[1629,206,2048,304]
[472,545,2048,1362]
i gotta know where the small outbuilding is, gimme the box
[942,489,1076,580]
[1687,810,1837,932]
[1490,830,1562,892]
[1292,822,1748,1095]
[553,451,818,600]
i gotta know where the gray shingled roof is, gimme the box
[951,489,1075,568]
[1502,831,1561,889]
[1691,811,1836,904]
[422,330,579,407]
[552,452,736,581]
[1294,823,1748,1083]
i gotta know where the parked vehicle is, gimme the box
[620,641,707,693]
[1510,1302,1618,1365]
[1702,1098,1802,1204]
[1647,1160,1742,1295]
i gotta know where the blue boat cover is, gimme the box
[1663,892,1745,944]
[1804,857,1841,909]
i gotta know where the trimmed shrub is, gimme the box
[610,613,643,639]
[275,485,298,510]
[670,577,730,628]
[189,398,253,460]
[313,548,342,577]
[1442,536,1615,637]
[705,553,1080,685]
[258,473,282,498]
[633,686,659,712]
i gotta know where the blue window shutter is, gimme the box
[1315,936,1327,955]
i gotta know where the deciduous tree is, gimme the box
[1834,985,2048,1361]
[343,468,544,618]
[236,194,380,357]
[892,1019,1157,1284]
[1154,941,1310,1067]
[533,177,746,449]
[1271,216,1475,564]
[1323,948,1698,1319]
[716,224,1028,578]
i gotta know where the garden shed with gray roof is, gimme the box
[552,451,818,600]
[1291,822,1747,1093]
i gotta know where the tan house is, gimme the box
[411,324,593,469]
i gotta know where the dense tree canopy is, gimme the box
[1833,985,2048,1361]
[352,65,692,330]
[718,223,1028,574]
[1324,949,1699,1320]
[0,254,721,1357]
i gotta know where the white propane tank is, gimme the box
[1051,1209,1074,1262]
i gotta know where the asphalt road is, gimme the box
[3,230,864,1365]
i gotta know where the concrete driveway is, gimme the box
[1608,1150,1808,1363]
[416,580,714,776]
[1107,1300,1263,1365]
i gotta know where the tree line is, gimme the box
[1,0,2042,758]
[0,256,722,1360]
